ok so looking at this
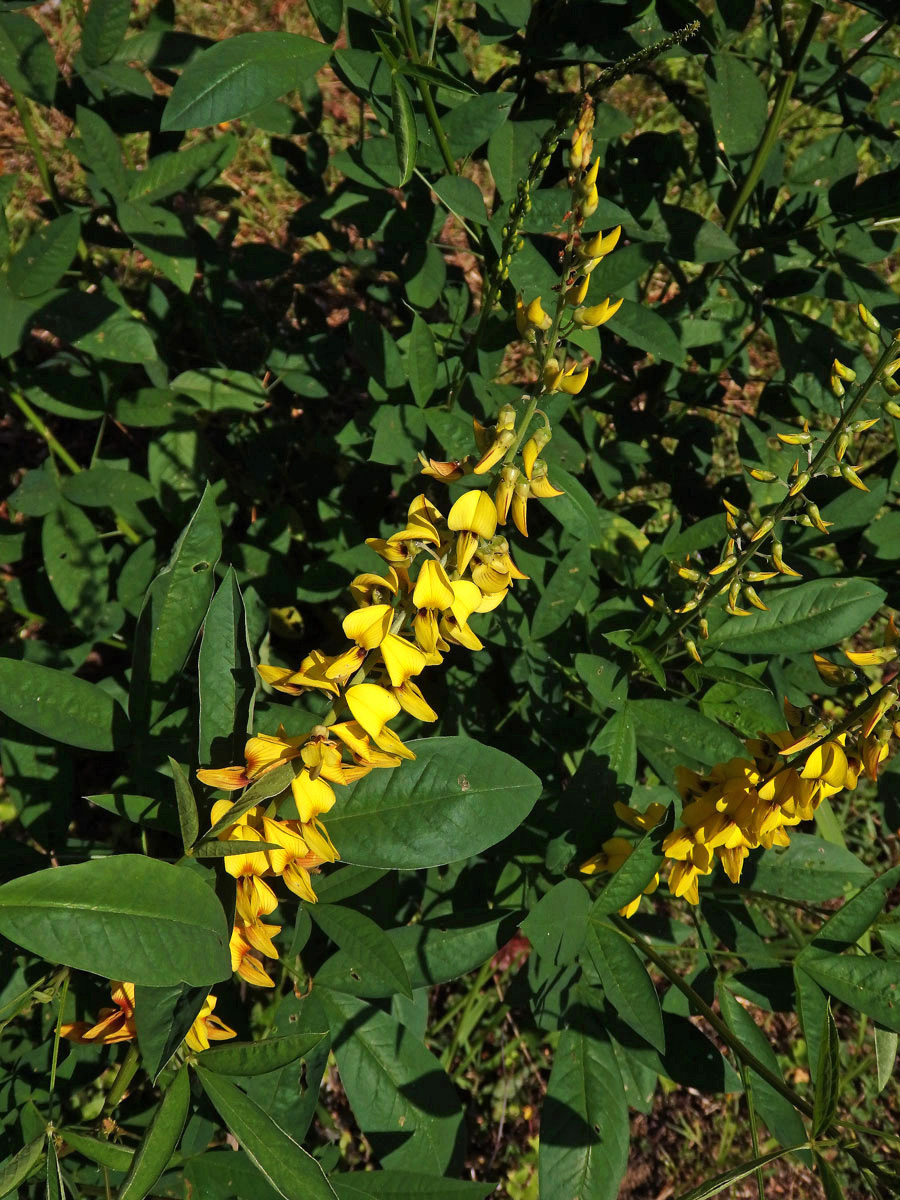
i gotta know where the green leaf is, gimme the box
[574,654,628,712]
[171,367,268,413]
[81,0,132,66]
[606,299,684,364]
[674,1144,809,1200]
[718,986,809,1154]
[747,834,873,903]
[118,1064,190,1200]
[521,879,591,966]
[316,909,521,998]
[196,1068,338,1199]
[0,13,58,105]
[397,60,475,95]
[629,699,745,783]
[875,1024,898,1095]
[199,759,298,844]
[806,865,900,952]
[116,202,196,294]
[0,856,230,986]
[74,105,129,198]
[128,137,238,205]
[134,982,209,1080]
[7,212,80,298]
[0,1136,44,1200]
[41,499,109,628]
[794,966,828,1084]
[62,466,155,533]
[531,540,591,640]
[169,758,199,852]
[538,1022,629,1200]
[193,839,280,858]
[161,33,331,130]
[704,51,768,158]
[318,990,463,1174]
[309,903,412,1000]
[405,315,437,407]
[45,1136,63,1200]
[708,579,886,656]
[583,922,664,1052]
[130,484,221,728]
[390,72,417,188]
[333,1174,495,1199]
[58,1130,134,1173]
[589,810,672,917]
[813,1151,848,1200]
[0,658,127,751]
[442,92,513,159]
[308,0,343,43]
[324,736,542,869]
[488,117,548,200]
[433,176,486,224]
[812,999,840,1137]
[198,568,255,769]
[198,1030,327,1076]
[797,951,900,1033]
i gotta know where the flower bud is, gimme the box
[747,467,777,482]
[522,426,552,478]
[709,555,737,577]
[744,585,768,611]
[525,296,552,332]
[858,303,880,333]
[835,433,850,462]
[495,465,519,523]
[777,431,813,446]
[788,471,810,496]
[840,463,868,492]
[832,358,856,382]
[565,275,590,306]
[751,517,775,542]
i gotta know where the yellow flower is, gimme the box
[380,632,427,687]
[184,995,236,1053]
[230,922,280,987]
[291,769,337,823]
[349,567,399,607]
[558,361,589,395]
[61,983,136,1044]
[394,678,437,722]
[511,481,530,537]
[448,490,498,573]
[574,295,623,328]
[521,429,551,479]
[342,604,393,650]
[257,650,342,696]
[345,683,415,759]
[525,296,552,331]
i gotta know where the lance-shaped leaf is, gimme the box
[309,903,412,1000]
[118,1064,191,1200]
[196,1068,338,1200]
[197,567,255,768]
[0,658,128,752]
[0,856,230,986]
[130,485,221,729]
[198,1030,327,1076]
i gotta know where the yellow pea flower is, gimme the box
[448,490,498,573]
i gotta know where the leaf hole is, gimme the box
[349,969,361,981]
[192,560,210,573]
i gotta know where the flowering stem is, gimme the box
[645,330,900,657]
[446,23,700,411]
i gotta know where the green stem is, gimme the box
[9,389,143,545]
[102,1044,140,1116]
[10,89,63,214]
[10,390,82,475]
[49,972,70,1124]
[397,0,455,176]
[646,330,900,656]
[722,5,823,239]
